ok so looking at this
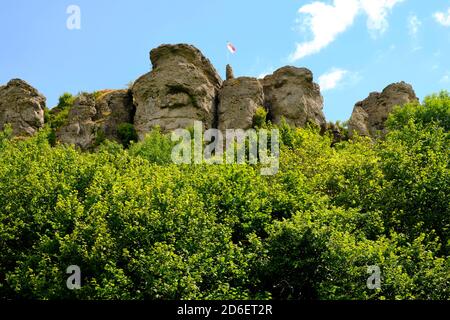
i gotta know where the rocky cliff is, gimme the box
[132,44,223,138]
[0,79,46,136]
[56,90,135,149]
[218,77,264,131]
[0,43,418,148]
[262,66,325,128]
[348,82,418,137]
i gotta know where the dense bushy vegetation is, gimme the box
[44,93,75,146]
[0,92,448,300]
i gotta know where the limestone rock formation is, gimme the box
[56,93,98,150]
[95,90,135,141]
[218,77,264,130]
[57,90,134,149]
[1,45,421,149]
[0,79,46,136]
[226,64,235,80]
[262,67,326,128]
[348,82,418,137]
[132,44,223,138]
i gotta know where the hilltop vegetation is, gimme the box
[0,92,448,300]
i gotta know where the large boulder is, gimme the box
[218,77,264,131]
[57,90,135,149]
[262,67,325,128]
[132,44,222,138]
[348,82,418,137]
[0,79,46,136]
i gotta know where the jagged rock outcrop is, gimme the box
[348,82,418,137]
[125,46,325,136]
[218,77,264,130]
[1,45,420,149]
[57,90,134,149]
[262,66,326,128]
[0,79,46,136]
[56,93,97,149]
[95,90,135,140]
[226,64,235,80]
[132,44,222,138]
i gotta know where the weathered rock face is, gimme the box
[132,44,222,138]
[56,94,97,150]
[226,64,235,80]
[2,45,420,150]
[348,82,418,137]
[218,77,264,130]
[57,90,134,149]
[262,67,326,128]
[0,79,46,136]
[95,90,135,141]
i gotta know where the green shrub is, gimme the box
[54,92,75,110]
[0,91,448,300]
[128,128,173,164]
[253,107,268,128]
[387,91,450,131]
[44,93,75,145]
[117,123,138,148]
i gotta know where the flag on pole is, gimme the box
[227,42,237,54]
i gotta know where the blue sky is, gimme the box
[1,0,449,121]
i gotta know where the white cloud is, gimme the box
[434,8,450,27]
[257,67,275,79]
[290,0,404,61]
[361,0,405,36]
[441,74,450,83]
[408,14,421,37]
[289,0,360,61]
[318,68,348,91]
[408,14,422,52]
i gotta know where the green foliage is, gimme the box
[253,107,268,128]
[44,93,75,146]
[128,128,174,164]
[94,129,106,148]
[117,123,138,148]
[0,92,448,300]
[48,92,75,128]
[58,93,76,110]
[387,91,450,131]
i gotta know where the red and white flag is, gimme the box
[227,42,237,54]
